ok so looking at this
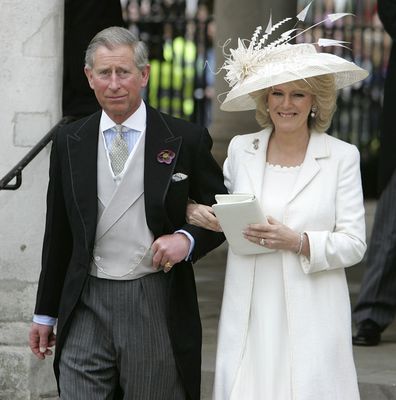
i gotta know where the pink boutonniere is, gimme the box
[157,149,175,164]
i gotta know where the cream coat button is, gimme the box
[94,256,101,261]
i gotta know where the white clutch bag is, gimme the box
[212,193,274,255]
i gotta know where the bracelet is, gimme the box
[296,232,304,255]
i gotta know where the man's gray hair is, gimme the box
[85,26,149,70]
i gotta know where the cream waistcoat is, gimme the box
[90,131,155,280]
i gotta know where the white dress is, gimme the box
[230,163,301,400]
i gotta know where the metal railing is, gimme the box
[0,117,74,191]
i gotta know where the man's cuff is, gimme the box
[175,229,195,261]
[33,314,57,326]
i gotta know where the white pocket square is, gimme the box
[171,172,188,182]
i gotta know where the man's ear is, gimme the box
[141,64,150,88]
[84,66,94,90]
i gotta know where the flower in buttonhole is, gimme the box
[157,149,176,164]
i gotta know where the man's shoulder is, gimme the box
[64,111,101,130]
[56,111,101,138]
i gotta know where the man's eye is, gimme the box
[118,70,131,78]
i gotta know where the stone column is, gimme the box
[0,1,63,399]
[211,0,298,164]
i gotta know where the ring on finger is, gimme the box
[259,238,266,246]
[164,261,172,269]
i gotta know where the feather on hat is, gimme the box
[220,3,369,112]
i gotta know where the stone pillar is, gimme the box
[211,0,298,164]
[0,1,63,399]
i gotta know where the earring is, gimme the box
[310,106,317,118]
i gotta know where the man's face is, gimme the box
[85,45,150,123]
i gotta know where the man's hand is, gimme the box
[151,233,190,272]
[29,322,56,360]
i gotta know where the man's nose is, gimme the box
[108,71,121,90]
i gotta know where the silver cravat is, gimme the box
[109,124,129,175]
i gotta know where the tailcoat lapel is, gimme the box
[66,112,100,252]
[144,106,182,237]
[65,106,184,246]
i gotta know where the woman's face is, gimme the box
[267,83,314,135]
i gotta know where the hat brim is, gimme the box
[220,52,369,112]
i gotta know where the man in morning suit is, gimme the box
[28,26,226,399]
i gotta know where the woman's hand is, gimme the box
[186,203,222,232]
[243,216,309,257]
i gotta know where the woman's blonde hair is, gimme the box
[252,74,337,132]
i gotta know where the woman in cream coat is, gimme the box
[213,127,366,400]
[187,21,369,399]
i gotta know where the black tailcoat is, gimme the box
[35,105,227,399]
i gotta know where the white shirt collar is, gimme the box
[100,100,147,133]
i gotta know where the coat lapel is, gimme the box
[239,130,329,204]
[287,132,329,203]
[144,106,182,237]
[243,129,271,199]
[66,112,100,251]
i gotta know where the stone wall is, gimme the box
[0,1,63,398]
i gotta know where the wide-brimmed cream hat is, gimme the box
[220,6,369,112]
